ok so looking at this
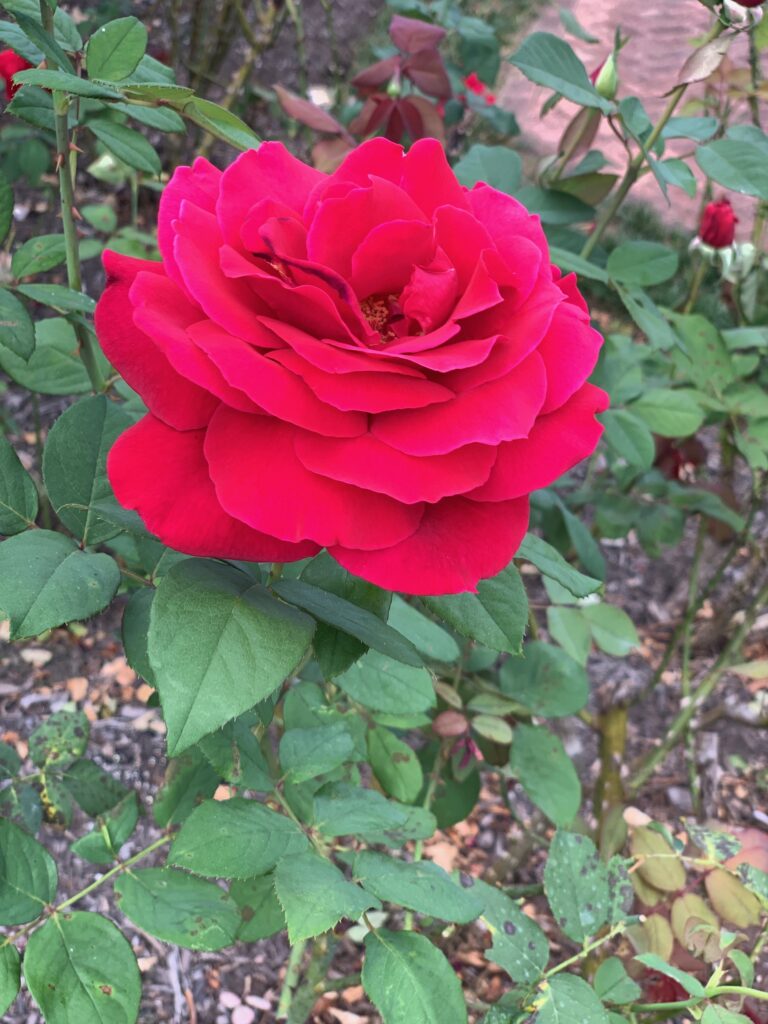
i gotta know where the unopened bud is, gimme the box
[432,710,469,738]
[593,53,618,100]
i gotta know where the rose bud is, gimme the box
[699,197,738,248]
[731,0,764,6]
[0,49,32,101]
[590,53,618,100]
[98,139,607,594]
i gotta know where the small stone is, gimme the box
[219,991,241,1010]
[231,1006,256,1024]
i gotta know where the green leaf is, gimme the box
[152,748,219,828]
[367,727,423,803]
[593,957,642,1004]
[121,588,155,685]
[0,943,20,1017]
[630,387,705,438]
[60,758,129,816]
[0,317,108,396]
[0,742,21,781]
[24,911,141,1022]
[582,604,639,657]
[559,7,600,43]
[88,117,160,175]
[13,11,74,72]
[600,408,656,469]
[273,578,422,667]
[658,158,696,198]
[616,286,680,350]
[472,714,513,744]
[701,1008,756,1024]
[515,185,594,225]
[423,563,528,654]
[230,874,285,942]
[0,434,37,535]
[354,851,483,923]
[453,144,522,192]
[15,283,96,314]
[387,596,460,663]
[43,395,132,546]
[0,289,34,360]
[509,32,614,112]
[120,81,194,102]
[110,99,185,133]
[180,97,260,151]
[550,246,609,283]
[300,552,391,677]
[314,783,436,844]
[363,929,468,1024]
[546,606,591,664]
[29,709,89,770]
[669,313,734,396]
[335,650,435,715]
[115,867,239,951]
[0,531,120,640]
[517,535,601,598]
[148,559,315,754]
[696,138,768,199]
[632,953,706,997]
[14,67,122,98]
[11,234,67,278]
[662,116,718,142]
[197,712,272,791]
[607,241,679,287]
[279,722,355,783]
[532,975,608,1024]
[500,641,589,717]
[472,877,549,983]
[169,797,308,878]
[6,85,55,130]
[71,792,139,864]
[275,851,380,942]
[0,818,57,925]
[510,724,581,827]
[543,831,610,942]
[85,16,147,81]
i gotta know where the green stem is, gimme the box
[38,0,105,393]
[0,834,171,949]
[683,256,708,314]
[682,517,706,812]
[629,574,768,791]
[404,743,448,929]
[276,937,308,1020]
[543,922,626,979]
[748,13,762,129]
[580,19,725,260]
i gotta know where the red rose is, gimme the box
[464,72,486,96]
[0,49,32,101]
[98,139,607,594]
[699,197,738,248]
[732,0,764,6]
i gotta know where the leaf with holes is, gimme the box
[544,831,610,942]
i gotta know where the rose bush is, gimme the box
[97,137,607,594]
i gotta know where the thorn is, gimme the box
[54,152,64,172]
[71,206,83,222]
[68,141,84,154]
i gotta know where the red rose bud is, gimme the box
[0,48,32,101]
[97,139,608,595]
[700,197,738,248]
[464,72,485,96]
[732,0,764,7]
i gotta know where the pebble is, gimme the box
[232,1006,256,1024]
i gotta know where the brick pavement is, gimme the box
[499,0,762,236]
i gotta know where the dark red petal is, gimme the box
[350,219,434,298]
[372,351,547,455]
[204,408,425,550]
[188,321,367,435]
[538,304,603,414]
[216,142,324,249]
[295,432,496,504]
[109,415,318,561]
[158,157,221,293]
[330,495,530,595]
[468,383,609,501]
[95,250,218,430]
[400,138,469,217]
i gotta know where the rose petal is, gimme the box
[96,250,218,430]
[538,302,603,414]
[295,431,496,503]
[109,414,318,560]
[204,408,425,550]
[331,495,530,594]
[188,320,367,435]
[468,383,609,500]
[158,157,221,293]
[400,137,470,217]
[350,220,434,298]
[372,351,547,455]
